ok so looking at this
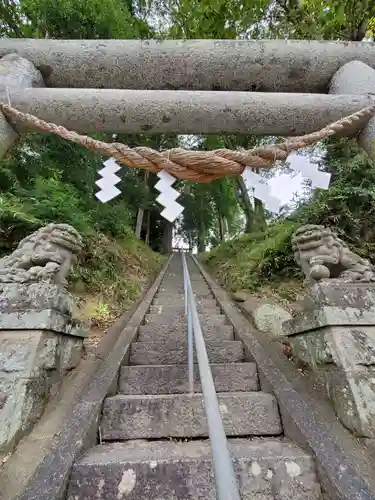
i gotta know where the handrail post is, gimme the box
[181,252,241,500]
[187,300,194,394]
[183,254,187,315]
[182,252,194,393]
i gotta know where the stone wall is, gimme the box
[283,281,375,438]
[0,328,83,452]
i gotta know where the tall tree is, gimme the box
[268,0,375,41]
[0,0,178,253]
[2,0,152,38]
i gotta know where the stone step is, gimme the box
[158,283,212,292]
[129,340,243,365]
[100,392,282,440]
[156,290,213,300]
[153,294,217,306]
[157,286,185,293]
[119,363,259,394]
[137,321,233,342]
[148,304,222,316]
[154,295,216,306]
[67,439,323,500]
[144,312,228,326]
[151,302,220,316]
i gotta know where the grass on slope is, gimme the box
[70,233,165,332]
[201,221,305,304]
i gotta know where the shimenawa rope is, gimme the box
[1,103,374,182]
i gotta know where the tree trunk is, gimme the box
[224,217,229,234]
[197,235,206,253]
[254,168,266,230]
[254,198,266,229]
[135,171,149,241]
[145,210,150,245]
[188,232,193,252]
[236,177,255,233]
[218,215,226,241]
[162,221,173,254]
[135,208,144,240]
[197,220,206,252]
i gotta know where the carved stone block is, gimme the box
[0,329,85,452]
[0,282,74,315]
[283,283,375,438]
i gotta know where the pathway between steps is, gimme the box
[67,254,323,499]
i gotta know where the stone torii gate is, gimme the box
[2,38,375,495]
[0,39,375,162]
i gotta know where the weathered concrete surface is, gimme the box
[101,392,282,439]
[0,53,43,157]
[283,283,375,437]
[0,308,88,336]
[129,340,244,365]
[0,329,83,452]
[0,283,74,315]
[138,315,233,342]
[1,39,375,92]
[153,294,217,309]
[144,311,227,325]
[119,363,259,394]
[148,303,221,315]
[67,438,322,500]
[299,280,375,311]
[195,255,375,500]
[330,61,375,161]
[4,88,375,136]
[285,322,375,438]
[283,282,375,334]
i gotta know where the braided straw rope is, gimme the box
[1,103,374,182]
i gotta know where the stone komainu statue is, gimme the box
[292,224,375,283]
[0,223,83,285]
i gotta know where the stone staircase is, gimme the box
[66,254,322,499]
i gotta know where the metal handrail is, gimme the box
[181,252,241,500]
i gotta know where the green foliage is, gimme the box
[0,0,169,320]
[26,175,93,231]
[295,138,375,259]
[0,193,41,256]
[260,0,374,41]
[71,233,165,309]
[202,221,299,292]
[203,137,375,298]
[154,0,269,38]
[2,0,152,38]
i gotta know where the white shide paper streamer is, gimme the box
[95,158,122,203]
[155,170,184,222]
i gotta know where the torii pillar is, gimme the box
[0,53,44,157]
[330,61,375,158]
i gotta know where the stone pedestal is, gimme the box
[0,283,88,452]
[283,281,375,438]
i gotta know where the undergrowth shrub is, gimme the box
[202,220,301,292]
